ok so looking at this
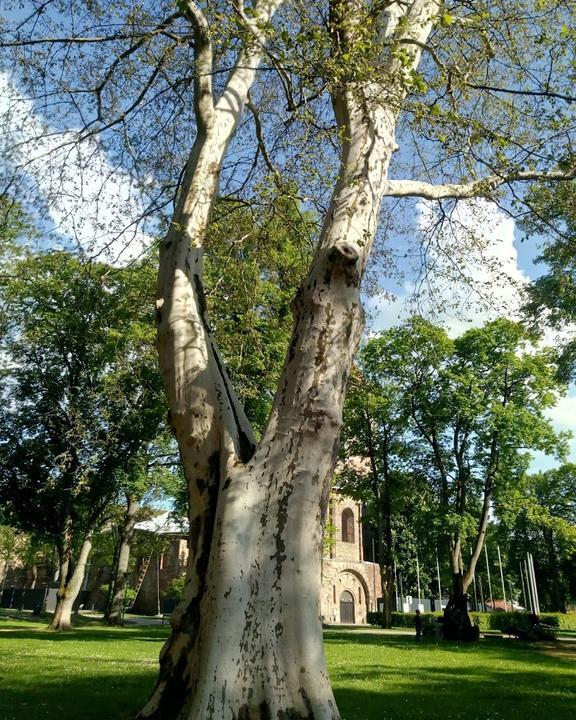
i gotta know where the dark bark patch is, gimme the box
[272,487,291,584]
[298,688,314,717]
[237,703,272,720]
[211,341,255,463]
[190,516,202,556]
[324,244,360,287]
[276,708,311,719]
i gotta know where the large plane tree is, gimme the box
[1,1,576,717]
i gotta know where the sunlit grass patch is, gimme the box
[325,628,576,720]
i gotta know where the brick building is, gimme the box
[133,497,381,623]
[129,514,189,615]
[322,494,380,624]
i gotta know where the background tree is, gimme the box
[2,0,576,716]
[0,251,167,630]
[338,364,432,627]
[203,189,315,432]
[498,464,576,612]
[521,180,576,378]
[355,317,566,638]
[104,441,182,625]
[0,526,27,588]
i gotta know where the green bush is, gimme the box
[550,612,576,630]
[391,611,442,629]
[367,611,384,627]
[99,584,136,609]
[370,609,576,633]
[164,575,187,601]
[469,611,576,632]
[368,611,442,635]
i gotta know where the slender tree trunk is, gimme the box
[379,563,394,628]
[50,537,92,631]
[105,494,140,625]
[25,564,38,590]
[443,434,496,640]
[544,528,564,612]
[363,416,392,628]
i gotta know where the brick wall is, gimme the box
[132,536,189,614]
[321,495,381,624]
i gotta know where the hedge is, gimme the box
[367,610,576,632]
[469,611,576,632]
[368,611,442,636]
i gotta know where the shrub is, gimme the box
[99,584,136,609]
[367,611,383,627]
[368,611,442,635]
[469,611,575,632]
[391,611,442,629]
[164,575,187,601]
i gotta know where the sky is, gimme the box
[1,67,575,473]
[0,72,154,264]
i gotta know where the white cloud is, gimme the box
[545,393,576,430]
[0,72,155,264]
[369,198,529,336]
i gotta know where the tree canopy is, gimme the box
[341,317,567,632]
[0,250,168,628]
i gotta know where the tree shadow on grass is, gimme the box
[0,670,156,720]
[333,677,576,720]
[0,623,170,644]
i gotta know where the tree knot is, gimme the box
[325,243,360,287]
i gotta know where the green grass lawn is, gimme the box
[0,614,574,720]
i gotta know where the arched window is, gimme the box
[341,508,355,543]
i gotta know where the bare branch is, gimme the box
[385,165,576,200]
[466,82,576,104]
[0,12,183,48]
[246,94,279,177]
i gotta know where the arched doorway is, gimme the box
[340,590,355,624]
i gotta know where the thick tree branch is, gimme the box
[384,166,576,200]
[183,1,215,127]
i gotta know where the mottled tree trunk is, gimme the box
[443,477,491,641]
[50,536,92,631]
[106,494,140,625]
[138,1,439,717]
